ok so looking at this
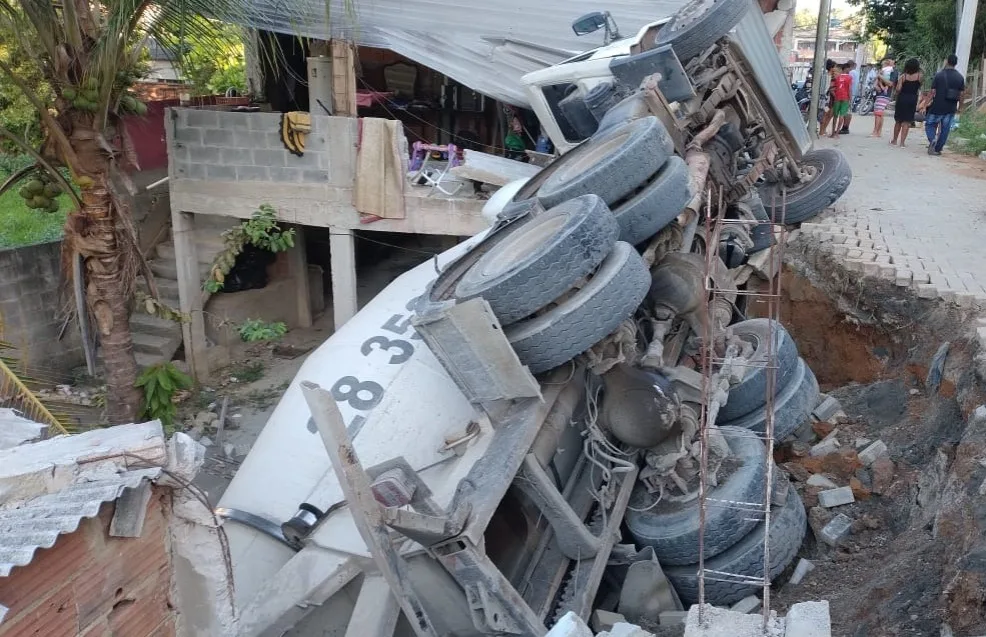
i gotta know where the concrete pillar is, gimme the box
[172,211,210,381]
[330,227,358,329]
[287,225,313,328]
[308,56,334,116]
[956,0,979,77]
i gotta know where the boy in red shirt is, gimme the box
[830,64,852,138]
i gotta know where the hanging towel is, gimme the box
[353,117,408,219]
[280,111,311,156]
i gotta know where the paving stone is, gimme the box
[916,284,939,299]
[789,558,816,585]
[895,269,913,287]
[785,601,832,637]
[859,440,888,466]
[819,513,853,546]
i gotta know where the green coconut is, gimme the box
[31,195,49,209]
[25,179,44,195]
[62,87,78,100]
[44,199,60,213]
[132,100,148,116]
[17,186,32,200]
[43,183,61,198]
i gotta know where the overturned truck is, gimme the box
[215,0,852,634]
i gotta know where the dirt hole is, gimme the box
[745,265,986,636]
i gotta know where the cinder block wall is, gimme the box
[0,240,85,374]
[168,109,335,184]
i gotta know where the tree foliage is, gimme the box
[850,0,986,64]
[158,17,247,95]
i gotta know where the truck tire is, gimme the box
[454,195,618,325]
[626,426,767,566]
[611,155,692,246]
[715,319,800,423]
[655,0,752,63]
[596,93,651,134]
[536,117,673,209]
[506,241,649,373]
[758,148,852,225]
[718,358,819,442]
[665,486,806,606]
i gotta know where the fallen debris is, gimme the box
[925,341,950,394]
[818,486,855,508]
[806,474,839,489]
[731,595,761,614]
[789,558,816,585]
[858,440,888,467]
[812,395,845,423]
[785,601,832,637]
[819,513,853,547]
[592,610,626,633]
[810,438,841,457]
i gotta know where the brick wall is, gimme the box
[0,487,177,636]
[168,108,337,184]
[0,241,85,374]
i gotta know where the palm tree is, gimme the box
[0,0,242,423]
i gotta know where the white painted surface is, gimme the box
[218,234,488,606]
[329,228,358,328]
[482,178,530,224]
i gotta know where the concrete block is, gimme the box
[813,395,843,422]
[659,610,688,625]
[830,245,849,257]
[912,271,931,284]
[233,130,270,148]
[220,147,254,165]
[846,248,864,259]
[300,169,328,183]
[810,438,840,457]
[236,165,271,181]
[844,259,865,273]
[203,128,234,146]
[819,513,853,546]
[268,167,304,182]
[185,163,207,180]
[730,595,761,614]
[916,283,939,299]
[862,261,881,277]
[788,558,816,585]
[858,440,888,466]
[185,109,219,128]
[206,164,236,181]
[609,624,654,637]
[858,250,877,261]
[217,112,251,129]
[829,233,850,244]
[187,145,221,164]
[818,486,854,508]
[807,474,839,489]
[878,264,896,280]
[592,610,626,633]
[173,126,202,144]
[247,111,283,130]
[784,601,831,637]
[253,148,288,167]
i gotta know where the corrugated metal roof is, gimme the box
[227,0,691,106]
[0,468,161,577]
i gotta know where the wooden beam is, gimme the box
[331,40,358,117]
[286,225,313,328]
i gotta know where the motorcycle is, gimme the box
[793,82,811,121]
[856,85,875,116]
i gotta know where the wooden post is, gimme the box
[172,210,209,381]
[330,40,358,117]
[329,227,358,329]
[287,225,313,328]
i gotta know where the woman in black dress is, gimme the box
[892,58,922,147]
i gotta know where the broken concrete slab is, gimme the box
[619,555,681,622]
[818,486,855,508]
[660,610,688,625]
[785,601,832,636]
[819,513,853,546]
[684,604,782,636]
[449,149,540,186]
[812,395,844,422]
[609,623,655,637]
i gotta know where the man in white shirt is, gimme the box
[842,61,859,132]
[864,65,877,90]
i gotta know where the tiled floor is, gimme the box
[800,123,986,308]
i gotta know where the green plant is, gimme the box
[237,319,287,342]
[229,360,265,382]
[204,204,295,293]
[136,362,193,431]
[951,111,986,156]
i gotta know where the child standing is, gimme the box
[830,64,852,138]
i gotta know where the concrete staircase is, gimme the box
[132,218,237,368]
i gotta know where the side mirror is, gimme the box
[572,12,607,36]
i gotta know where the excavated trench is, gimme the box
[744,244,986,637]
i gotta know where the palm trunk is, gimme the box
[67,131,142,423]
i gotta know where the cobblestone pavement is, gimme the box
[798,125,986,308]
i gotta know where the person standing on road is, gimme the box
[830,64,852,138]
[925,54,966,156]
[870,58,895,137]
[842,61,859,133]
[819,59,838,136]
[891,58,922,147]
